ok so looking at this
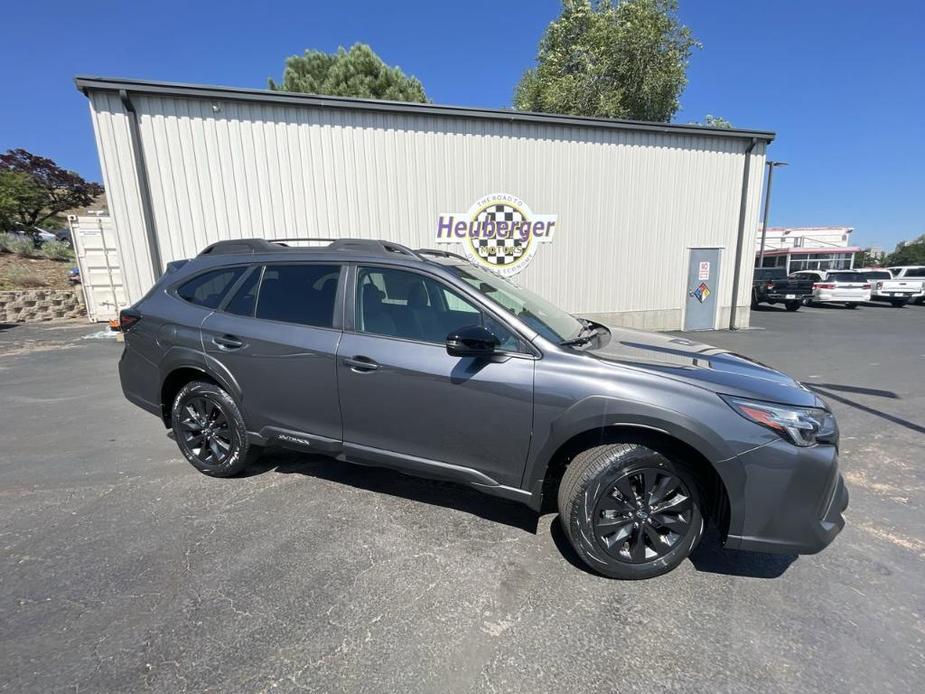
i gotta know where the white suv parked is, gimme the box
[792,270,871,308]
[886,266,925,305]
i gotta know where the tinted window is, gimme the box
[906,268,925,277]
[828,272,864,282]
[356,266,520,350]
[861,271,892,280]
[224,267,260,316]
[177,267,244,308]
[255,264,340,327]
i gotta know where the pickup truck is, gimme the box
[751,268,815,311]
[857,268,922,307]
[886,265,925,305]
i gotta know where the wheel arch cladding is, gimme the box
[159,367,218,426]
[539,425,730,538]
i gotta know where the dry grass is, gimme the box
[0,252,74,291]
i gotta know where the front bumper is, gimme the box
[722,439,848,555]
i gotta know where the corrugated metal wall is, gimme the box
[86,88,767,329]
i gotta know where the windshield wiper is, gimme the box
[560,324,600,347]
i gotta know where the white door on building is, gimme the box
[68,214,126,322]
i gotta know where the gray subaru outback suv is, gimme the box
[119,238,847,579]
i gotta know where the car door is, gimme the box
[336,265,535,488]
[200,262,345,448]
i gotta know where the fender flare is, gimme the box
[522,395,744,509]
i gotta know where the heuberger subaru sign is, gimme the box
[434,193,558,277]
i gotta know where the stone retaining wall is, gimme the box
[0,289,86,323]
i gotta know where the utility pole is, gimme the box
[757,161,788,268]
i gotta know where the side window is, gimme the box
[255,264,340,327]
[177,267,244,309]
[224,267,260,317]
[907,268,925,278]
[355,266,521,350]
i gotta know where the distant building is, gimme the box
[755,226,858,272]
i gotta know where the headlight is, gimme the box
[721,395,836,447]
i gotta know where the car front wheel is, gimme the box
[557,443,704,579]
[785,300,801,311]
[171,380,257,477]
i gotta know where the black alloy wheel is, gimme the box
[177,395,233,467]
[171,380,256,477]
[591,467,693,564]
[558,443,704,579]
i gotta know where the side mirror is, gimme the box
[446,325,499,358]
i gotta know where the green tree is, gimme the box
[0,149,103,234]
[269,43,428,102]
[514,0,699,122]
[885,235,925,266]
[700,114,733,128]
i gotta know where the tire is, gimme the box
[845,303,858,309]
[750,292,760,309]
[557,443,704,580]
[784,300,801,312]
[171,380,257,477]
[889,299,908,308]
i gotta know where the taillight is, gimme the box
[876,281,883,290]
[766,282,774,289]
[862,283,871,289]
[119,308,142,332]
[813,282,835,289]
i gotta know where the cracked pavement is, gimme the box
[1,305,924,692]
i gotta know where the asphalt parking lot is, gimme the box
[2,303,924,693]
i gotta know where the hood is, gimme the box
[585,325,821,408]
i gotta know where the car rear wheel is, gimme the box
[889,299,908,307]
[845,303,858,309]
[557,443,704,579]
[171,380,257,477]
[784,300,801,311]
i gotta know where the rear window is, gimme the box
[255,264,340,327]
[177,267,245,308]
[827,272,865,282]
[861,271,892,280]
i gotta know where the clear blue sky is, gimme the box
[2,0,922,250]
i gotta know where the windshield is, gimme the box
[447,264,583,342]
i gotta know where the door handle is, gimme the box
[212,334,244,351]
[343,356,380,372]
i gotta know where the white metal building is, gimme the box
[756,226,859,273]
[76,76,773,330]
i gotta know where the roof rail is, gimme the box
[415,248,469,263]
[199,239,290,255]
[328,239,423,259]
[198,237,425,259]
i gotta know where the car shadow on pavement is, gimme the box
[243,448,539,533]
[805,384,925,435]
[550,518,796,579]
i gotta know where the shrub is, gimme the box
[0,233,13,253]
[40,240,74,261]
[0,234,41,257]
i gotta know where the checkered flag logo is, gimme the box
[473,204,526,266]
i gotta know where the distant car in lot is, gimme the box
[792,270,871,308]
[7,228,72,247]
[751,268,815,311]
[886,266,925,305]
[856,268,921,307]
[116,237,848,579]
